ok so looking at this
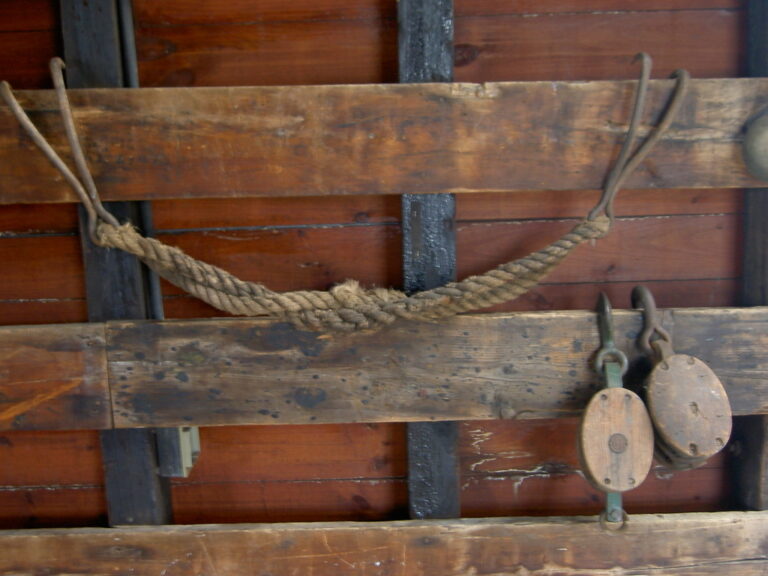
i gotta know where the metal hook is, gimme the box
[631,285,671,356]
[594,292,629,376]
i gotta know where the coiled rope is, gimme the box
[0,55,688,332]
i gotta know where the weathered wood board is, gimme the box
[0,323,109,430]
[108,308,768,427]
[2,307,767,430]
[1,79,767,204]
[1,512,766,575]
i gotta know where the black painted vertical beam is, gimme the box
[399,0,461,519]
[60,0,173,525]
[735,0,768,511]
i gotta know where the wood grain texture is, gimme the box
[2,306,764,431]
[0,430,103,486]
[148,188,740,232]
[454,10,744,81]
[150,214,738,298]
[0,487,106,529]
[0,31,60,89]
[136,20,398,87]
[454,0,742,16]
[0,419,729,527]
[1,79,766,204]
[173,479,409,524]
[0,0,58,33]
[1,512,767,575]
[107,307,768,428]
[134,0,392,26]
[0,236,84,300]
[132,0,742,26]
[0,324,109,430]
[131,5,743,89]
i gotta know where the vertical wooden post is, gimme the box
[735,0,768,511]
[399,0,461,519]
[60,0,173,525]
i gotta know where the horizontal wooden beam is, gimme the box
[0,323,110,430]
[1,511,767,575]
[1,307,767,430]
[1,78,766,204]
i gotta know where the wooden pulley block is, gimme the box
[579,387,654,493]
[645,346,732,470]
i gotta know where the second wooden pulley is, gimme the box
[632,286,732,470]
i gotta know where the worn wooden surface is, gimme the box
[0,324,109,430]
[0,419,731,528]
[61,0,174,527]
[0,0,749,531]
[398,0,461,521]
[109,308,768,427]
[133,0,742,87]
[1,512,766,575]
[0,306,764,431]
[0,78,766,204]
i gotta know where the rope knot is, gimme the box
[580,215,612,240]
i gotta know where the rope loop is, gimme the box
[0,55,688,332]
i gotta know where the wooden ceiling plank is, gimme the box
[1,511,767,575]
[1,78,767,204]
[1,307,767,430]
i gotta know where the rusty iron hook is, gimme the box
[631,285,672,357]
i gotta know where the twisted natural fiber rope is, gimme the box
[0,56,688,332]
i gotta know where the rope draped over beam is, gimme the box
[0,56,688,332]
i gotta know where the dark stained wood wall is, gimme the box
[0,0,744,527]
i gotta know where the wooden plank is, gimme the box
[151,196,400,230]
[149,188,740,233]
[60,0,172,527]
[454,9,743,81]
[0,30,60,89]
[132,8,742,89]
[0,0,58,33]
[459,419,731,517]
[132,0,742,27]
[0,487,106,530]
[107,307,768,428]
[1,512,767,575]
[0,418,730,528]
[148,214,737,296]
[175,424,406,482]
[134,0,392,26]
[173,479,409,524]
[2,306,766,431]
[136,20,398,87]
[399,0,460,521]
[0,324,109,430]
[1,79,767,204]
[454,0,743,16]
[0,430,103,486]
[463,461,730,516]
